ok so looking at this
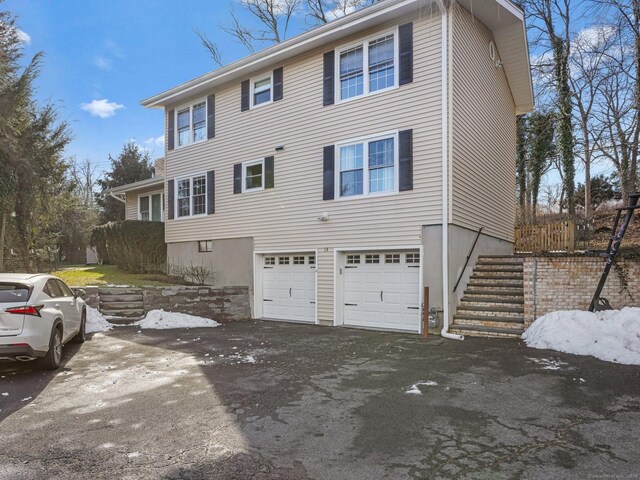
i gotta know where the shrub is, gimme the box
[167,261,214,286]
[90,221,166,273]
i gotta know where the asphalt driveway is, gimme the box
[1,321,639,479]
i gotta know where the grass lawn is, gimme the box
[52,265,178,287]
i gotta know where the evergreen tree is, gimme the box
[96,141,154,223]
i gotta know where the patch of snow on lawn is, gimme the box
[522,308,640,366]
[405,381,438,395]
[86,306,114,333]
[134,309,220,330]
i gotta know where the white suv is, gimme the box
[0,274,87,370]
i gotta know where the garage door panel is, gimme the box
[262,253,316,324]
[343,251,420,333]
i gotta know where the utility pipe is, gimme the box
[437,0,463,341]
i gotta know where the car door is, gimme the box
[55,279,80,341]
[41,279,65,337]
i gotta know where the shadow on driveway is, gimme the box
[0,341,83,422]
[0,320,639,479]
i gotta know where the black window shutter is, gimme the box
[167,179,175,219]
[399,129,413,191]
[322,51,335,106]
[323,145,335,200]
[207,95,215,139]
[167,109,175,150]
[399,23,413,85]
[273,67,283,101]
[241,80,250,111]
[233,163,242,194]
[207,170,215,214]
[265,156,275,189]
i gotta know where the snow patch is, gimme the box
[405,381,438,395]
[86,306,114,334]
[133,310,220,330]
[527,357,569,370]
[523,308,640,366]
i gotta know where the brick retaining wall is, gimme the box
[73,285,251,323]
[523,257,640,326]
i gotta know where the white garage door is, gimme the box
[262,253,316,323]
[343,251,421,332]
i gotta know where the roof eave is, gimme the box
[103,177,165,195]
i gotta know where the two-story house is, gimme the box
[126,0,534,336]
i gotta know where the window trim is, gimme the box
[249,72,273,109]
[138,190,165,222]
[174,98,208,149]
[334,130,399,200]
[174,172,208,219]
[242,158,265,193]
[334,26,399,105]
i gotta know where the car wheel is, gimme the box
[38,327,63,371]
[72,310,86,344]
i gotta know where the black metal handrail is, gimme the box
[453,227,483,293]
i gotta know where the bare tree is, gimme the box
[195,30,224,67]
[569,25,613,217]
[70,158,99,208]
[198,0,381,64]
[523,0,577,214]
[306,0,379,24]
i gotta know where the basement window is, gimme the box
[198,240,212,253]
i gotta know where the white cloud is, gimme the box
[575,25,616,49]
[16,29,31,45]
[80,99,124,118]
[145,135,165,147]
[93,56,112,70]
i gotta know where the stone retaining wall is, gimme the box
[523,256,640,326]
[142,286,250,322]
[73,285,251,323]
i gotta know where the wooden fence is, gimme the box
[515,221,576,253]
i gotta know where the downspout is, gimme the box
[437,0,463,341]
[108,192,126,204]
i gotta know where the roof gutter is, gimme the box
[437,0,463,341]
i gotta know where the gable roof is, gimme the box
[141,0,533,113]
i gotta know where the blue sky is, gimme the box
[5,0,273,175]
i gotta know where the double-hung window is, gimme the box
[251,74,272,107]
[337,30,397,102]
[139,192,164,222]
[177,101,206,147]
[176,174,207,218]
[242,159,264,192]
[337,132,398,198]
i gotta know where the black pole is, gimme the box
[588,193,640,312]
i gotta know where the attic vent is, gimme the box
[488,41,496,61]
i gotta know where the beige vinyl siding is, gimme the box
[450,3,517,242]
[164,11,443,324]
[125,185,164,221]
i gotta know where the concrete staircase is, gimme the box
[98,287,145,324]
[450,256,525,338]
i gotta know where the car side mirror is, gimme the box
[74,288,86,299]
